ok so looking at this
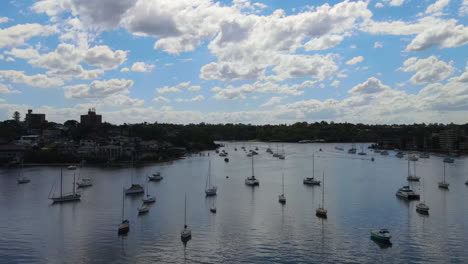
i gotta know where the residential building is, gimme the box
[25,109,46,129]
[80,108,102,128]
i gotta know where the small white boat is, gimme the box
[370,229,391,242]
[148,172,163,181]
[142,194,156,204]
[406,159,420,182]
[205,161,218,196]
[76,178,92,188]
[137,204,149,214]
[67,165,77,170]
[118,188,129,235]
[278,172,286,204]
[125,184,144,195]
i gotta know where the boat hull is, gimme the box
[438,182,449,189]
[316,208,327,218]
[303,179,320,185]
[51,194,81,203]
[118,221,130,235]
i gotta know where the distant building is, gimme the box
[17,135,41,147]
[25,109,46,128]
[438,128,458,152]
[0,144,26,163]
[80,108,102,128]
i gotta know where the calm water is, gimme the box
[1,142,467,264]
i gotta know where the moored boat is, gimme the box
[395,185,420,200]
[370,229,391,242]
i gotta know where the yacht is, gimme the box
[406,159,420,182]
[125,184,144,195]
[316,172,327,218]
[371,229,391,242]
[49,170,81,203]
[395,186,420,200]
[118,189,129,235]
[245,155,259,186]
[303,154,320,185]
[148,172,163,181]
[416,202,429,214]
[438,162,449,189]
[181,194,192,241]
[137,204,150,215]
[142,194,156,203]
[205,160,218,196]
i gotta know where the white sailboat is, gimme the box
[438,162,449,189]
[125,159,144,195]
[316,172,327,218]
[278,171,286,204]
[210,198,217,213]
[181,194,192,240]
[304,153,320,185]
[137,204,150,214]
[205,160,217,196]
[49,169,81,203]
[416,173,429,215]
[245,155,259,186]
[118,188,130,235]
[17,162,30,184]
[407,159,420,182]
[142,184,156,203]
[76,161,92,188]
[148,171,163,181]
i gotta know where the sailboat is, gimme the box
[416,173,429,215]
[358,145,366,155]
[304,153,320,185]
[348,143,357,154]
[118,188,130,235]
[17,162,30,184]
[49,169,81,203]
[278,144,285,159]
[76,160,92,188]
[205,160,218,196]
[148,171,163,181]
[315,172,327,218]
[137,204,150,214]
[125,159,144,195]
[245,155,259,186]
[438,162,449,189]
[316,172,327,218]
[278,171,286,204]
[407,159,420,182]
[181,194,192,240]
[142,184,156,203]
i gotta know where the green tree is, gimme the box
[12,111,20,122]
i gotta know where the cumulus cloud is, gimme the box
[130,62,155,72]
[212,80,315,100]
[188,85,201,91]
[0,83,21,94]
[261,96,282,107]
[120,67,129,72]
[83,45,127,70]
[155,82,192,94]
[374,42,383,48]
[331,80,340,88]
[175,95,205,102]
[0,23,56,49]
[153,96,171,103]
[0,70,64,88]
[375,3,384,8]
[399,56,454,84]
[348,77,390,94]
[64,79,134,99]
[460,0,468,16]
[304,35,344,51]
[0,17,9,24]
[388,0,405,6]
[346,56,364,65]
[425,0,450,14]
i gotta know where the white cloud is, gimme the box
[375,3,384,8]
[348,77,390,94]
[374,41,383,48]
[253,3,267,9]
[188,85,201,91]
[331,80,340,88]
[261,96,282,107]
[212,80,315,100]
[130,62,155,72]
[0,70,64,88]
[304,35,344,51]
[5,57,15,62]
[64,79,134,99]
[0,17,9,24]
[120,67,129,72]
[388,0,405,6]
[4,48,40,59]
[460,0,468,16]
[175,95,205,102]
[399,56,454,84]
[156,86,182,94]
[346,56,364,65]
[83,45,127,70]
[426,0,450,14]
[0,23,56,49]
[0,83,21,94]
[152,96,171,103]
[349,45,357,49]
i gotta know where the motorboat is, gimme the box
[335,146,344,151]
[303,177,320,185]
[142,194,156,204]
[278,194,286,204]
[245,176,259,186]
[416,202,429,214]
[395,186,420,200]
[67,165,77,170]
[76,178,92,188]
[148,173,163,181]
[118,220,130,235]
[17,177,30,184]
[370,229,391,242]
[224,157,229,162]
[138,204,150,214]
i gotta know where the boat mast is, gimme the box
[282,171,284,195]
[60,168,63,198]
[121,188,125,221]
[184,193,187,226]
[251,155,254,177]
[322,172,325,208]
[407,159,410,177]
[205,161,210,190]
[443,162,446,183]
[312,153,315,178]
[73,173,76,195]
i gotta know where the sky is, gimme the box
[0,0,467,125]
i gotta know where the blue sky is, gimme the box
[0,0,467,124]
